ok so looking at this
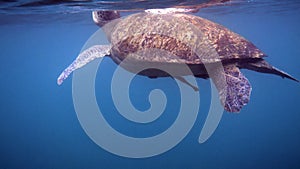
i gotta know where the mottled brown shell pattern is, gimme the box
[109,12,265,65]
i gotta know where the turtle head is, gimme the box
[92,10,120,27]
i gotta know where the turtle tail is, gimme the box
[239,58,299,82]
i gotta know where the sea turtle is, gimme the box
[57,9,298,112]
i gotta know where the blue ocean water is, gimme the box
[0,0,300,169]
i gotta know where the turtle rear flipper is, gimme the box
[211,64,252,112]
[57,45,111,85]
[223,65,252,112]
[240,59,299,82]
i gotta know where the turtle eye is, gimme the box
[92,11,120,27]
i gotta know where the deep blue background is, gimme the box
[0,1,300,168]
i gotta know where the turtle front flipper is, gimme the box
[57,45,111,85]
[174,76,199,91]
[211,64,252,112]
